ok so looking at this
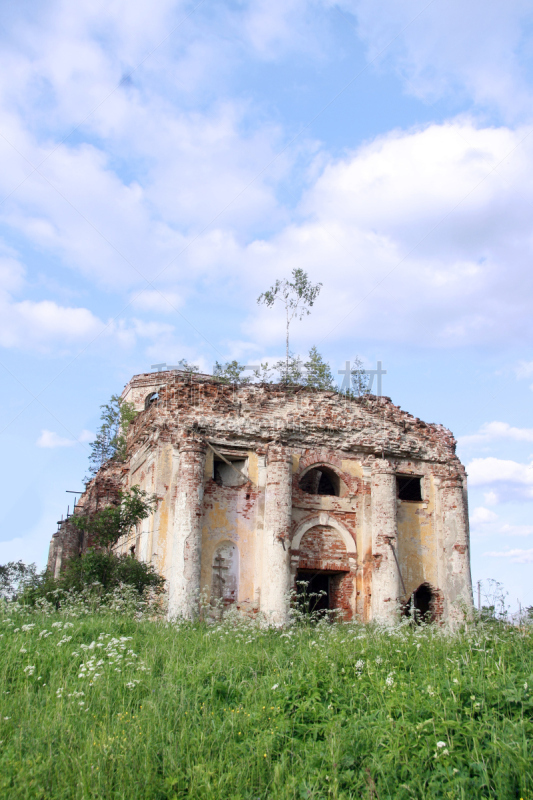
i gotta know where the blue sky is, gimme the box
[1,0,533,610]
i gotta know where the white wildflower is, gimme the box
[375,656,382,665]
[385,673,395,687]
[78,702,85,706]
[3,717,10,721]
[355,659,365,671]
[436,741,447,748]
[271,684,279,691]
[19,647,27,654]
[23,665,35,675]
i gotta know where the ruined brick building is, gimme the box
[48,369,473,624]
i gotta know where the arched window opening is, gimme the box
[404,583,435,624]
[299,466,341,497]
[144,391,159,410]
[212,542,239,606]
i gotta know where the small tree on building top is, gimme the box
[257,268,321,383]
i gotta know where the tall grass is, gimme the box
[0,598,531,799]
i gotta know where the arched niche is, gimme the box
[291,514,356,556]
[211,541,239,605]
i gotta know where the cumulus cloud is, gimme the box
[130,290,183,314]
[466,456,533,503]
[0,295,106,350]
[347,0,533,118]
[484,548,533,564]
[467,457,533,486]
[2,0,533,360]
[459,421,533,447]
[484,491,499,506]
[470,506,498,526]
[243,119,533,347]
[36,429,93,448]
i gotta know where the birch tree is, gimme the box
[257,268,322,381]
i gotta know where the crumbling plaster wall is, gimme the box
[48,370,473,624]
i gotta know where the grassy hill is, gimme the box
[0,599,531,799]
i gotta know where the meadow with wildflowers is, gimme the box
[0,593,532,799]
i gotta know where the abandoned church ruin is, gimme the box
[48,369,473,624]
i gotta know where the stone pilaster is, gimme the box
[168,435,207,619]
[261,445,292,625]
[371,459,401,624]
[439,473,473,624]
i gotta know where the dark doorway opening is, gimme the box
[404,583,434,623]
[296,571,330,615]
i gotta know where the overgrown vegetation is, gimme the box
[0,602,531,799]
[87,395,138,479]
[69,487,158,550]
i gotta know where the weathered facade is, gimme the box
[48,369,473,625]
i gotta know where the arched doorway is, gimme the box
[404,582,438,623]
[293,523,355,620]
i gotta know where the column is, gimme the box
[261,445,293,625]
[168,435,207,619]
[371,459,401,624]
[439,473,473,625]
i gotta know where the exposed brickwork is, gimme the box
[48,371,473,625]
[297,525,350,572]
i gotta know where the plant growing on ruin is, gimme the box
[257,268,322,382]
[303,346,335,390]
[213,360,251,385]
[175,358,200,373]
[87,395,138,479]
[69,487,158,550]
[350,355,370,397]
[272,353,305,386]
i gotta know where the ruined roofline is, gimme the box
[122,371,457,457]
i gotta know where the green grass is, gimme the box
[0,606,532,799]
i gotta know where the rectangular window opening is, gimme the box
[397,475,423,502]
[213,456,248,487]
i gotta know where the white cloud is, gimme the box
[484,548,533,564]
[458,421,533,447]
[130,290,183,314]
[470,507,498,526]
[348,0,533,118]
[0,295,106,350]
[242,119,533,348]
[2,1,533,359]
[484,491,499,506]
[37,430,76,448]
[467,457,533,486]
[36,429,94,448]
